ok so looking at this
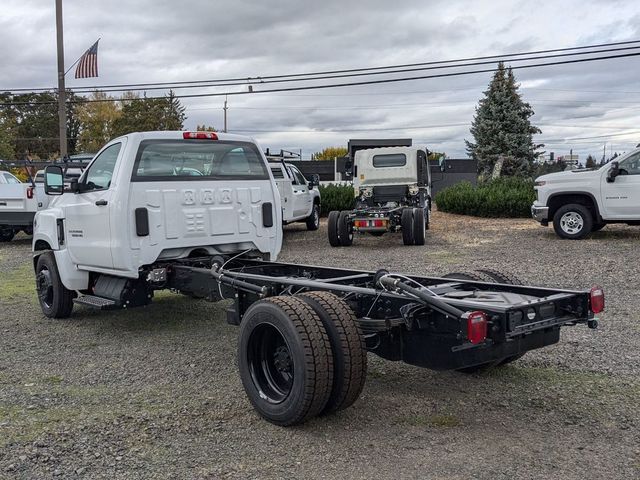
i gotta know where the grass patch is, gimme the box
[0,263,36,303]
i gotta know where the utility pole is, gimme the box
[223,96,228,133]
[55,0,67,158]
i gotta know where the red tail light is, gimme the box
[373,219,385,227]
[183,131,218,140]
[589,286,605,314]
[26,187,34,199]
[465,311,488,344]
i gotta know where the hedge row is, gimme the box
[434,177,536,218]
[318,184,355,216]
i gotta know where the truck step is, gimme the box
[73,295,118,309]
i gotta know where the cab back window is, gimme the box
[132,140,269,181]
[372,153,407,167]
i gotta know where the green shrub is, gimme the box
[318,184,355,216]
[434,177,536,218]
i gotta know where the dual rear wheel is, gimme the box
[237,292,367,426]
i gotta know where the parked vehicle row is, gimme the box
[30,130,603,426]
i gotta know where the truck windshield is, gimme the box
[132,140,269,181]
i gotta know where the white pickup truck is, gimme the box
[0,170,42,241]
[268,162,320,230]
[532,148,640,239]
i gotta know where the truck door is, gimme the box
[288,166,312,218]
[270,165,294,221]
[64,141,125,269]
[600,151,640,219]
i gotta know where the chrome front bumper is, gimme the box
[531,204,549,224]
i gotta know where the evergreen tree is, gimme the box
[585,155,597,169]
[465,63,543,176]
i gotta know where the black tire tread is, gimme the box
[306,204,320,231]
[412,208,426,246]
[401,209,414,245]
[259,296,334,425]
[298,291,367,414]
[36,252,74,318]
[442,271,487,282]
[475,268,524,286]
[327,211,341,247]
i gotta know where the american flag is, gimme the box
[75,40,99,79]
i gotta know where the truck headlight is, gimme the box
[534,181,546,187]
[408,185,419,196]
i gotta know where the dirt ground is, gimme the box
[0,211,638,479]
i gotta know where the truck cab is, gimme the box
[33,131,282,316]
[328,142,433,247]
[268,162,321,230]
[532,148,640,239]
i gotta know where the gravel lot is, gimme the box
[1,211,638,479]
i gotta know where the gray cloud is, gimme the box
[1,0,640,159]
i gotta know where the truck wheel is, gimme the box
[327,211,341,247]
[298,291,367,415]
[553,204,593,240]
[0,225,15,242]
[237,296,333,426]
[401,209,414,245]
[338,211,353,246]
[306,204,320,231]
[474,268,524,285]
[35,252,75,319]
[412,208,426,246]
[442,271,487,282]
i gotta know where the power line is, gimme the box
[4,38,640,93]
[6,43,640,96]
[3,50,640,107]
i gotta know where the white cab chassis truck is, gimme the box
[327,144,434,247]
[532,148,640,239]
[33,131,603,426]
[268,161,321,230]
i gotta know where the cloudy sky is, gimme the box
[2,0,640,160]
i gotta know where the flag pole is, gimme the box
[55,0,67,158]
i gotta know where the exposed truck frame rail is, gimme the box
[46,253,600,425]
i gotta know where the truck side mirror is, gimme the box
[44,165,64,195]
[438,157,447,172]
[606,161,619,183]
[308,174,320,188]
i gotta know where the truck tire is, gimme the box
[298,291,367,415]
[553,203,593,240]
[35,252,75,319]
[412,208,426,246]
[401,209,414,245]
[0,225,15,242]
[306,204,320,231]
[338,211,353,246]
[474,268,524,286]
[442,271,487,282]
[327,211,341,247]
[237,296,333,426]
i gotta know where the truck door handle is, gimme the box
[95,199,108,206]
